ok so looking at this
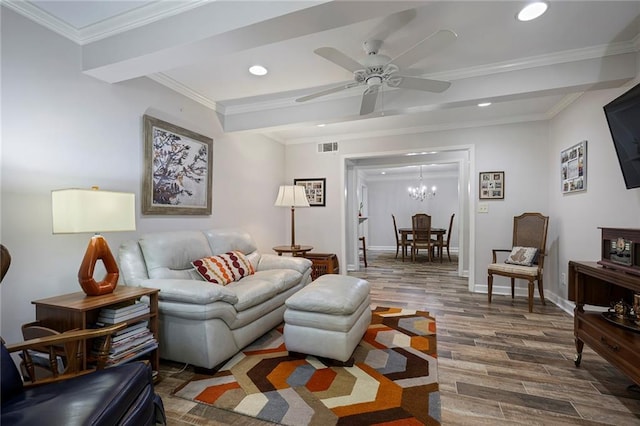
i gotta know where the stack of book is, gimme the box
[93,301,156,367]
[96,302,150,325]
[93,321,158,367]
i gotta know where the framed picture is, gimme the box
[142,115,213,215]
[561,140,587,194]
[479,171,505,199]
[294,178,326,207]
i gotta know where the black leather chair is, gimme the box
[1,243,166,425]
[1,342,165,425]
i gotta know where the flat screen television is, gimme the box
[603,82,640,189]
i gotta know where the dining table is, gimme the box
[397,227,447,262]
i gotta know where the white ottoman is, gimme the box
[283,274,371,363]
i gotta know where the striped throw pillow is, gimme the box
[192,251,255,285]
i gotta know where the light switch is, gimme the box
[478,203,489,213]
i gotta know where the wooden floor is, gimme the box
[155,251,640,425]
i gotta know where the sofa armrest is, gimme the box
[139,279,238,305]
[257,254,312,274]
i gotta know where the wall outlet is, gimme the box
[560,272,566,286]
[478,203,489,213]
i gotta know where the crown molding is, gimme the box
[545,92,584,119]
[426,40,638,82]
[148,73,220,112]
[3,0,210,45]
[3,0,82,43]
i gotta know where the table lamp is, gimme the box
[274,185,309,249]
[52,187,136,296]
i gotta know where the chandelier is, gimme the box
[408,165,436,201]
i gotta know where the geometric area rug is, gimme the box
[173,307,440,425]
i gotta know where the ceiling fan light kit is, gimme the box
[295,8,457,116]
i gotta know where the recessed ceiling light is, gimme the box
[478,102,492,107]
[248,65,268,76]
[317,123,326,127]
[517,2,548,22]
[381,171,386,175]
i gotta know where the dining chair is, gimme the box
[359,236,368,267]
[487,212,549,313]
[392,214,412,260]
[411,213,434,262]
[434,213,455,262]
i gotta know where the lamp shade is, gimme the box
[274,185,310,208]
[51,187,135,296]
[52,188,136,234]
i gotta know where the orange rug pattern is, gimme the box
[173,307,440,425]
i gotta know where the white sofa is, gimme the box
[117,228,312,369]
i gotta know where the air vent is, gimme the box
[318,142,339,153]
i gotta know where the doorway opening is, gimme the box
[340,146,475,291]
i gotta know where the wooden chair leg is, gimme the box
[511,278,515,299]
[528,280,534,313]
[538,277,546,305]
[447,246,451,262]
[395,244,399,259]
[488,274,493,304]
[359,236,367,267]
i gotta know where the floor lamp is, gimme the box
[52,187,136,296]
[274,185,310,249]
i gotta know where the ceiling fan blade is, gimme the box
[394,76,451,93]
[314,47,363,73]
[390,29,457,69]
[360,86,380,115]
[295,81,360,103]
[365,8,416,43]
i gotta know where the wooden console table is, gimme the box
[568,261,640,385]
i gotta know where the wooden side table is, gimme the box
[272,245,313,256]
[31,286,159,373]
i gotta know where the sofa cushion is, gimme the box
[504,246,538,266]
[252,269,303,293]
[139,231,212,280]
[203,229,258,256]
[139,279,238,305]
[258,254,312,275]
[226,276,280,311]
[192,251,255,285]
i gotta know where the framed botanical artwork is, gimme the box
[142,115,213,215]
[561,140,587,194]
[479,171,505,199]
[294,178,326,207]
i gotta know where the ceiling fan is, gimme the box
[295,9,457,116]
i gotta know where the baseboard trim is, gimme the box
[473,284,575,315]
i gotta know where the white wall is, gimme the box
[365,175,459,249]
[286,121,550,289]
[547,79,640,311]
[0,9,287,344]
